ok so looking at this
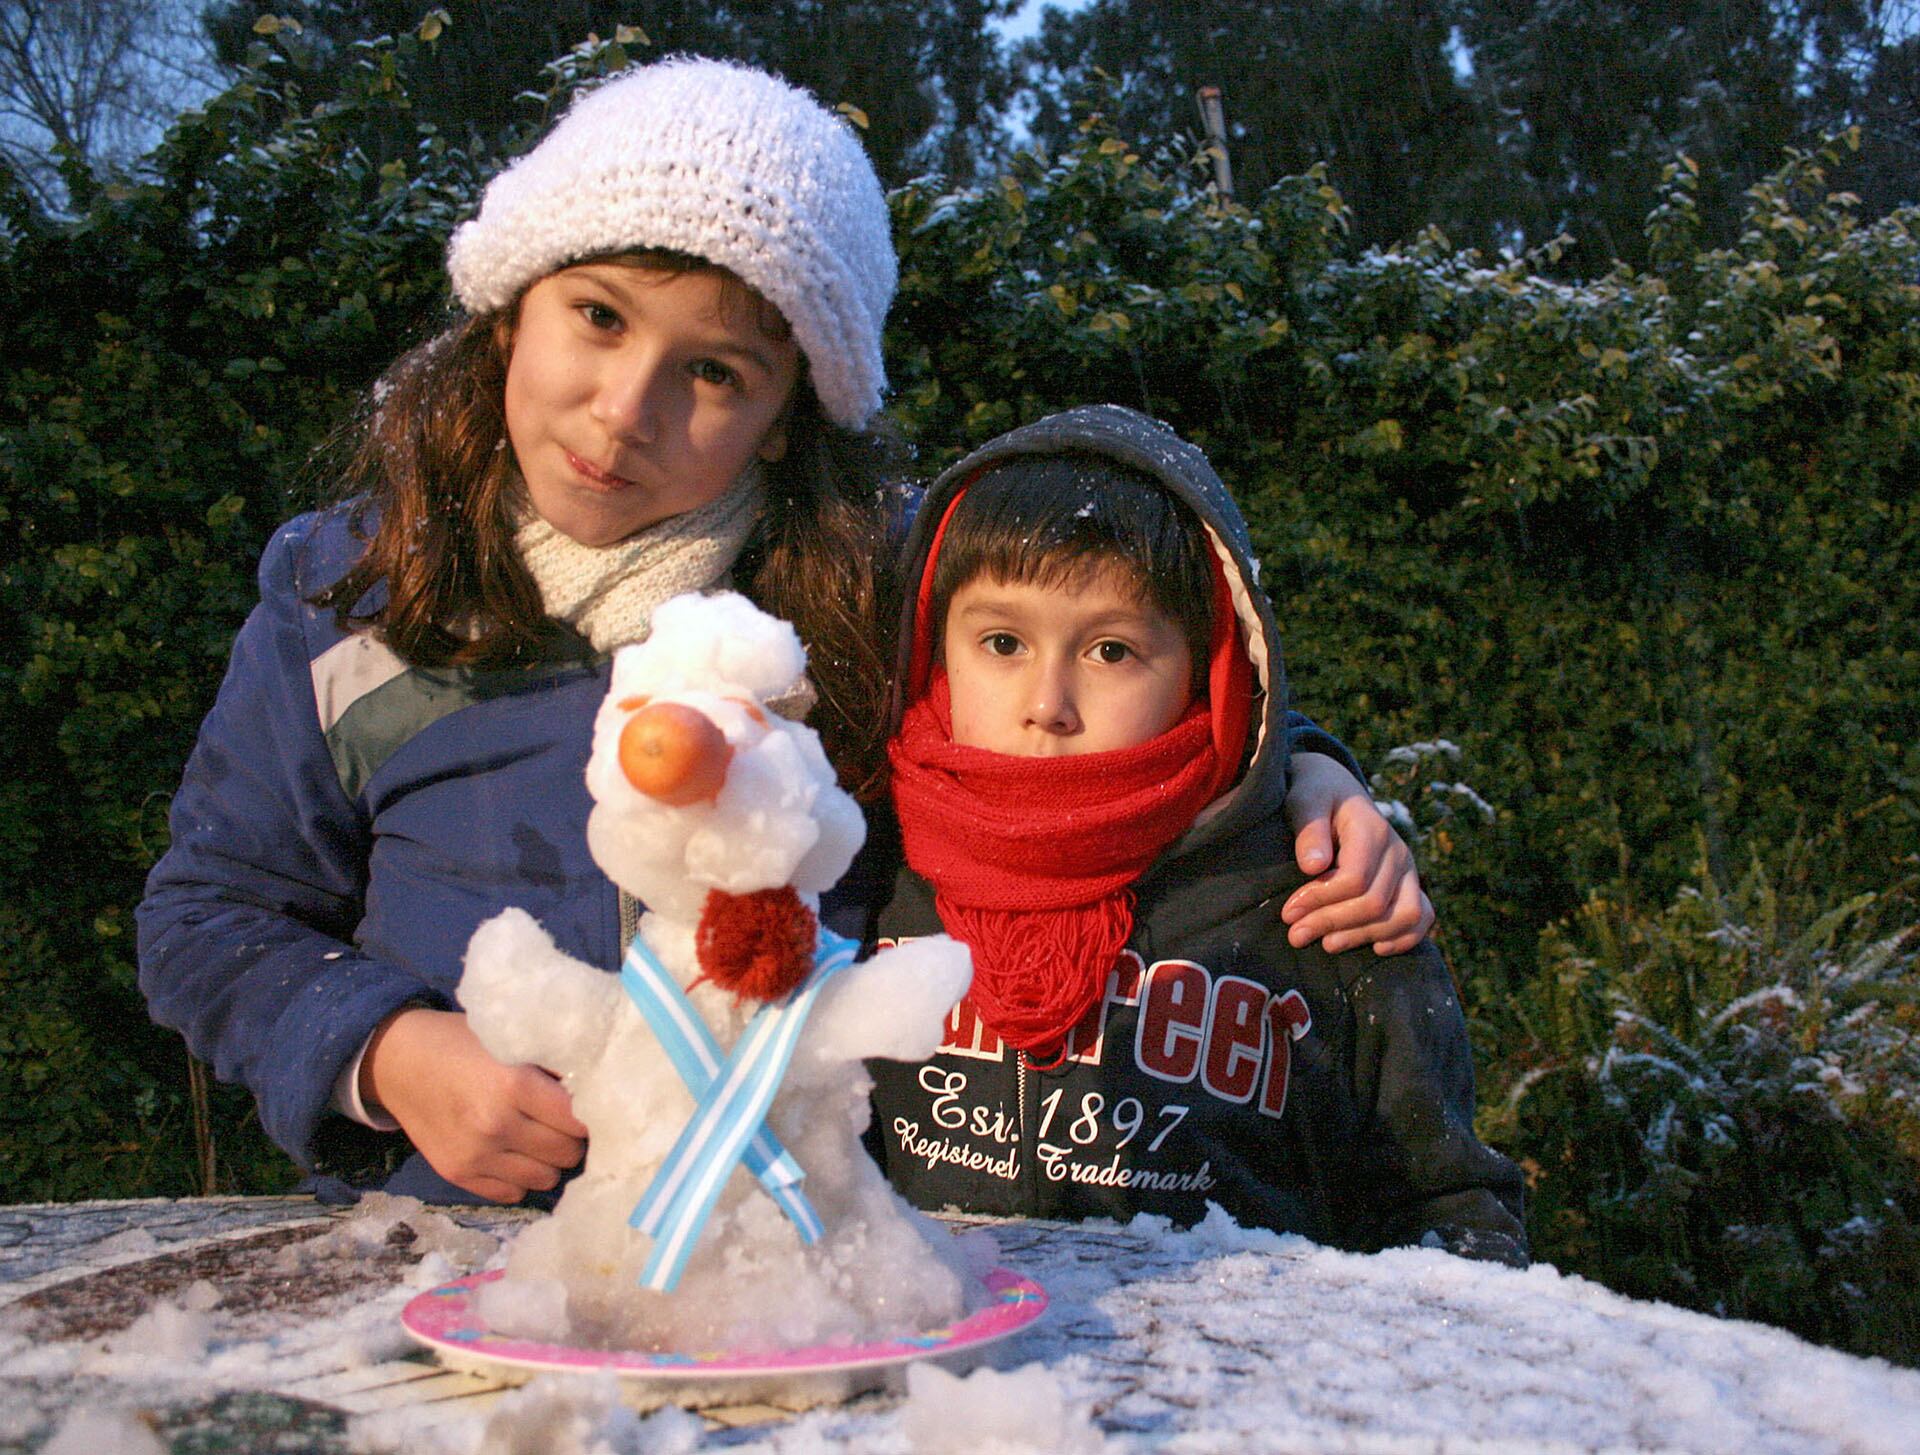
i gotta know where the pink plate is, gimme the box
[401,1267,1047,1383]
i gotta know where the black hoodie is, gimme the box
[866,406,1528,1265]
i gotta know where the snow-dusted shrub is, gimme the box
[1481,849,1920,1364]
[886,116,1920,1363]
[892,112,1918,987]
[0,23,624,1199]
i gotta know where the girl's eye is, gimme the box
[1092,640,1133,664]
[691,358,740,388]
[579,302,622,331]
[983,633,1022,657]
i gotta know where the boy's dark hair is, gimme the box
[929,453,1214,682]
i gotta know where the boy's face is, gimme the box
[943,563,1195,757]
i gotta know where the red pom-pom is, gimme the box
[695,887,818,1002]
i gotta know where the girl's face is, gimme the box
[504,262,801,546]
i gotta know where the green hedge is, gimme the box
[3,31,1915,1362]
[0,27,594,1199]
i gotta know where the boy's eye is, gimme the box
[691,358,740,388]
[983,632,1022,657]
[1092,640,1133,664]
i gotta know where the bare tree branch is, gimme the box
[0,0,220,208]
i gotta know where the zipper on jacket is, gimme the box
[1016,1050,1034,1214]
[618,888,639,957]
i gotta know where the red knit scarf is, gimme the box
[890,674,1226,1064]
[889,483,1256,1064]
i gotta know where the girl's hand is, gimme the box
[362,1007,589,1204]
[1281,752,1435,956]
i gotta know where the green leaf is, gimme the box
[1347,418,1406,455]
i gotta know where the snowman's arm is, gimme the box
[458,907,621,1076]
[795,937,973,1070]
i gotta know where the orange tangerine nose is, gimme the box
[618,702,732,805]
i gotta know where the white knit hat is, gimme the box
[446,58,896,428]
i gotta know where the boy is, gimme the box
[868,405,1527,1264]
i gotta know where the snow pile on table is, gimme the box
[900,1362,1105,1454]
[568,1205,1917,1455]
[358,1373,708,1455]
[8,1198,1920,1452]
[107,1284,218,1360]
[41,1405,169,1455]
[458,592,976,1354]
[92,1227,162,1261]
[273,1193,500,1282]
[0,1193,512,1447]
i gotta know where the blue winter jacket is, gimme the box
[135,506,888,1201]
[137,503,1354,1204]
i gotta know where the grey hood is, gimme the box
[887,404,1291,857]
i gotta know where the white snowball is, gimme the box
[332,1320,416,1370]
[406,1207,501,1270]
[462,907,618,1072]
[108,1298,212,1359]
[408,1250,455,1289]
[626,592,807,702]
[901,1362,1107,1455]
[272,1192,498,1286]
[43,1406,168,1455]
[1181,1200,1300,1255]
[96,1228,161,1259]
[476,1275,572,1343]
[798,939,973,1070]
[471,1372,665,1455]
[343,1191,424,1247]
[627,1405,704,1455]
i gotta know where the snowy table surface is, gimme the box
[1,1195,1916,1454]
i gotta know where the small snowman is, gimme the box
[458,592,976,1353]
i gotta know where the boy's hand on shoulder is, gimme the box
[362,1007,589,1204]
[1281,752,1435,956]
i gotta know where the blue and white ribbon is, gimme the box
[619,939,807,1204]
[620,926,859,1291]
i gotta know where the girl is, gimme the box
[137,58,1426,1208]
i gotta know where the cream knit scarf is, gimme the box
[514,465,764,654]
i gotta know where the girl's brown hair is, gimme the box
[313,254,899,799]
